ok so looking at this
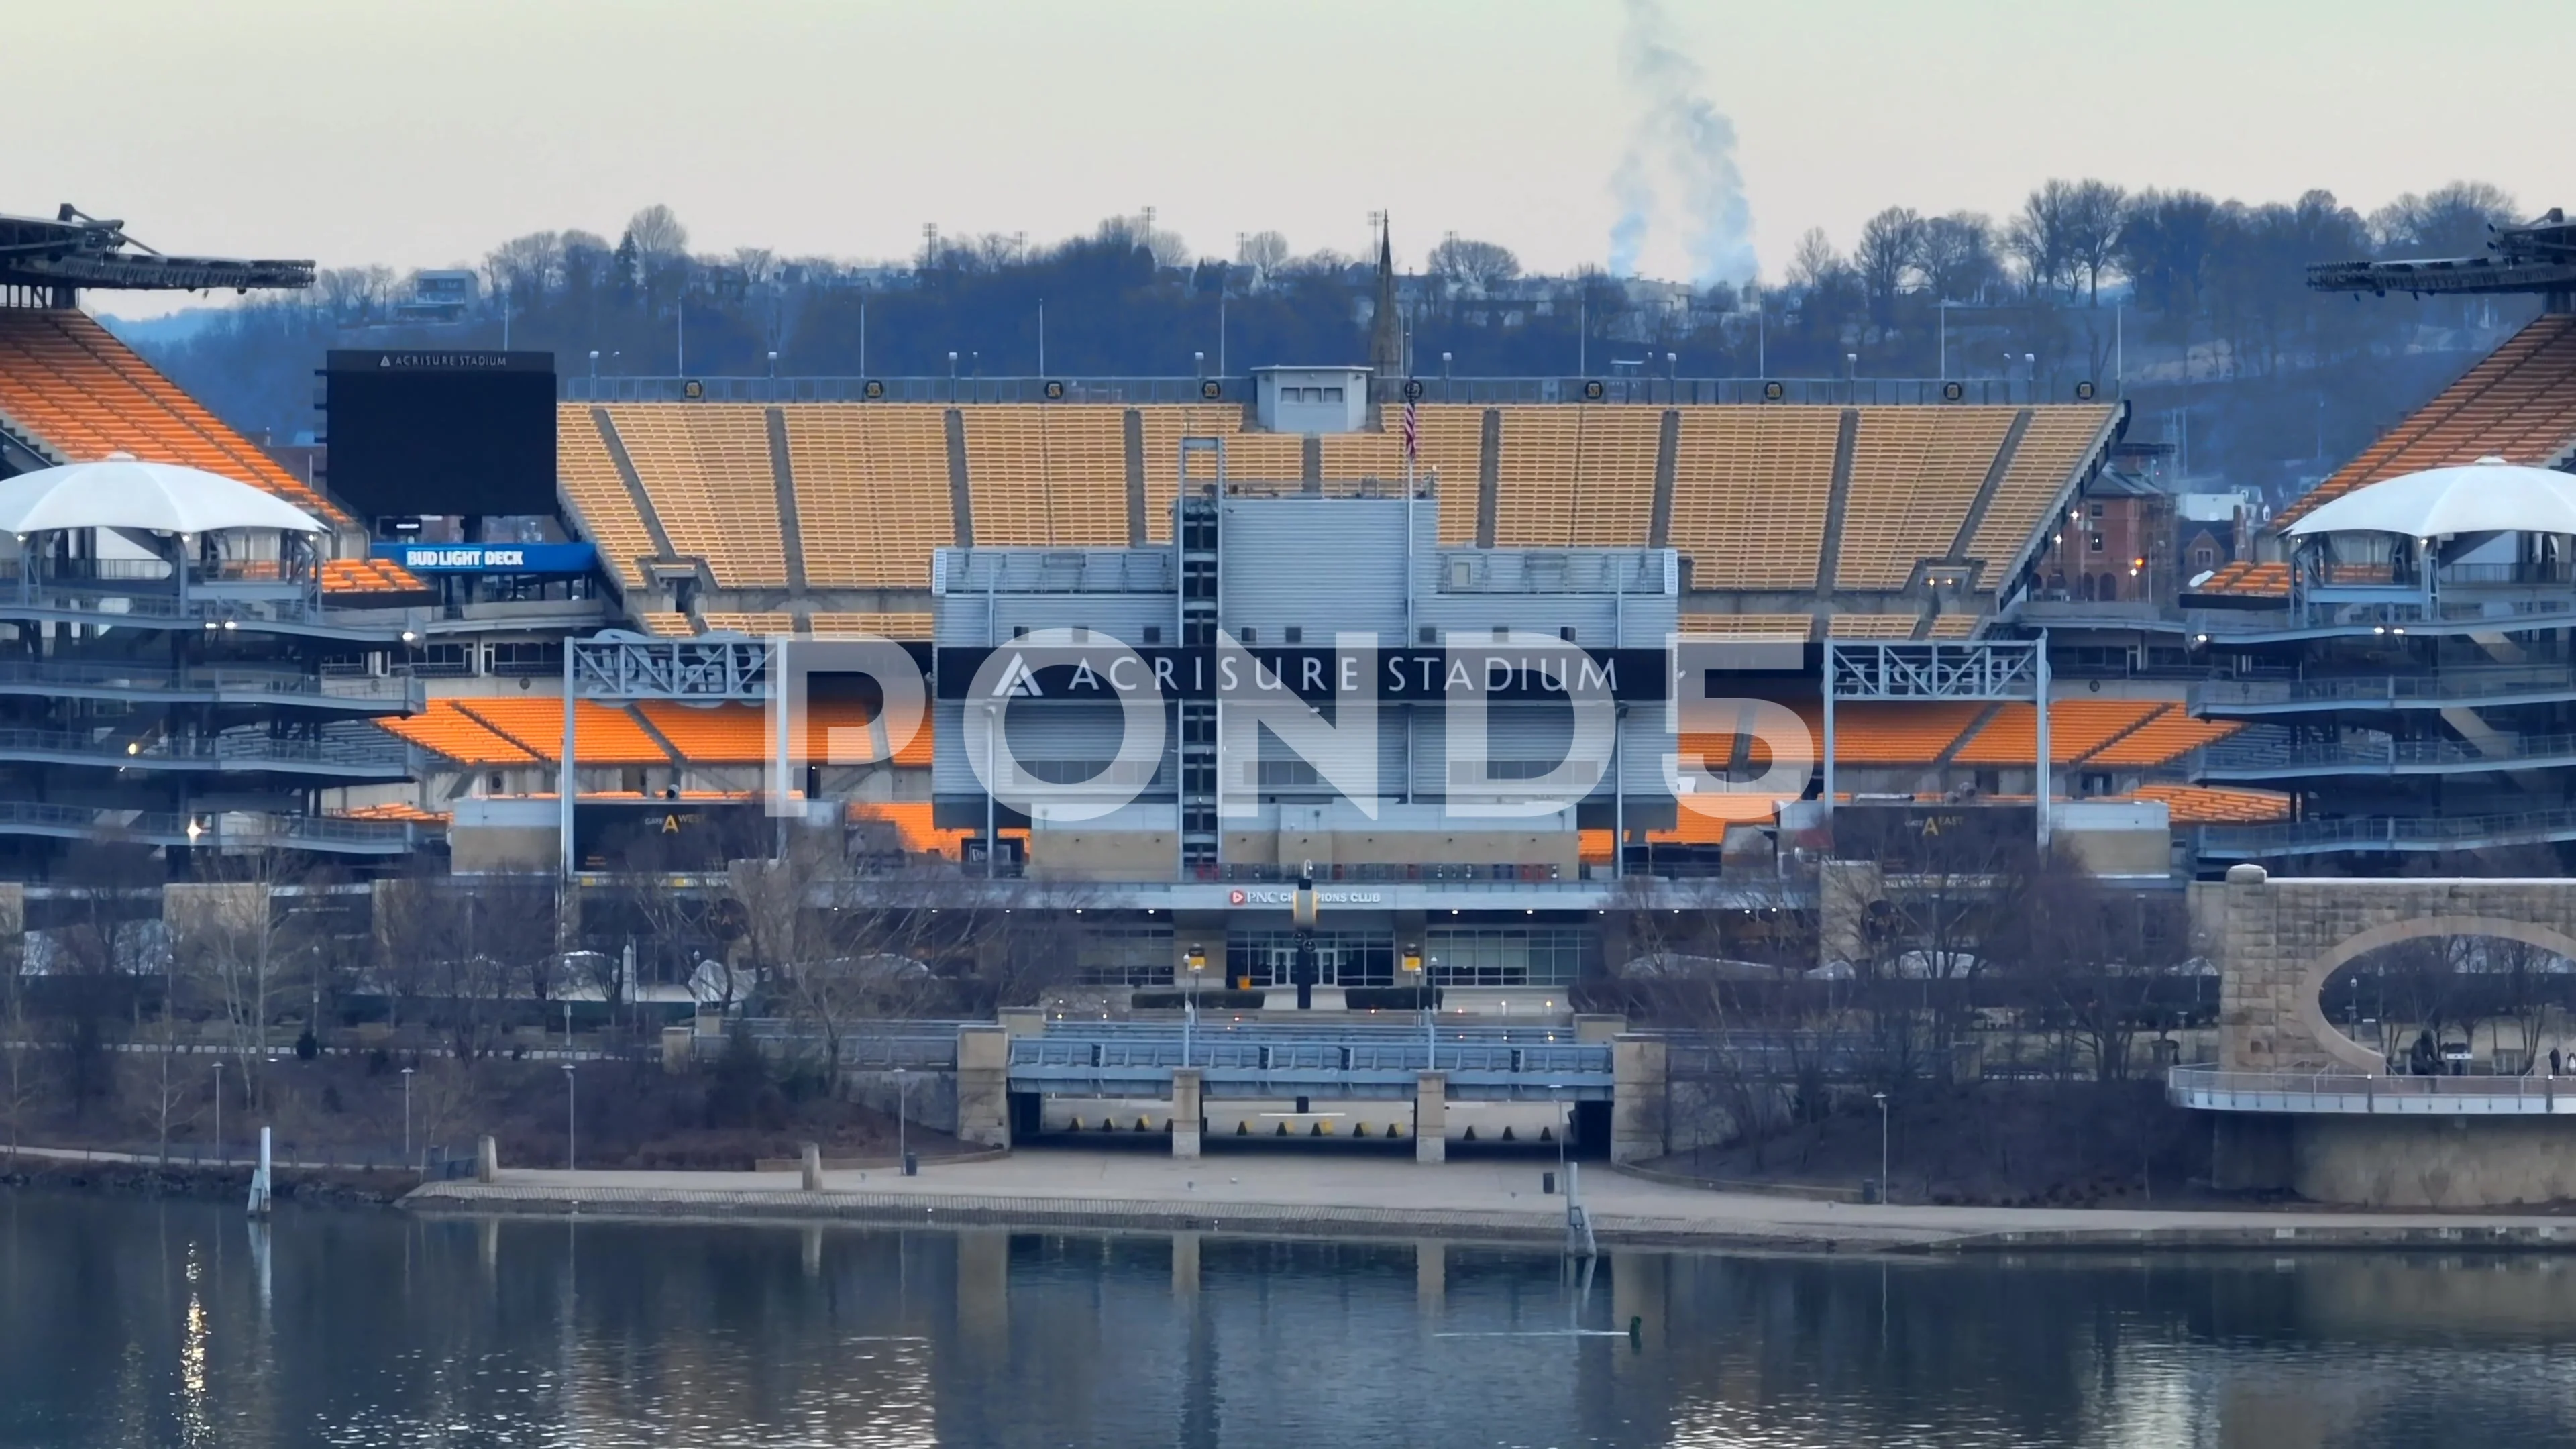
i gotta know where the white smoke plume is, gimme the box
[1605,0,1756,286]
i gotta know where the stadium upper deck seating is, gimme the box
[604,404,788,588]
[0,309,350,528]
[318,557,431,601]
[1138,404,1241,542]
[2084,704,2241,769]
[961,405,1128,546]
[456,698,673,765]
[380,700,539,765]
[2183,560,2290,601]
[1835,408,2017,590]
[2276,315,2576,529]
[1411,405,1488,543]
[558,405,657,589]
[1952,699,2165,767]
[782,403,953,587]
[1962,405,2117,576]
[1826,614,1921,639]
[1668,407,1840,590]
[2131,782,2290,824]
[1490,407,1660,547]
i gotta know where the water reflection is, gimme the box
[1,1192,2573,1447]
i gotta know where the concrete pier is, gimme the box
[1414,1071,1446,1164]
[1171,1068,1203,1159]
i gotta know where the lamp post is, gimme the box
[1401,945,1433,1065]
[400,1065,415,1165]
[562,1063,576,1172]
[894,1067,910,1173]
[212,1060,224,1165]
[1872,1091,1889,1203]
[947,350,959,402]
[1441,351,1452,400]
[1182,943,1208,1065]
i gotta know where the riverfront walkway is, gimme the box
[404,1150,2576,1252]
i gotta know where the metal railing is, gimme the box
[559,374,2064,408]
[2195,664,2576,710]
[0,800,417,852]
[0,660,422,708]
[2167,1063,2576,1114]
[2195,727,2576,777]
[0,727,411,773]
[2198,805,2576,857]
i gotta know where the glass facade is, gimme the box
[1424,926,1593,987]
[1223,930,1397,988]
[1075,924,1173,986]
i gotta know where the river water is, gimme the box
[3,1191,2573,1448]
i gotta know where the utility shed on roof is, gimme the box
[1254,366,1371,435]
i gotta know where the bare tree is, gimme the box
[484,231,565,303]
[169,851,325,1107]
[0,920,28,1161]
[623,204,690,261]
[1784,226,1842,292]
[1917,213,2001,303]
[1235,230,1290,288]
[1852,207,1926,318]
[2369,180,2521,256]
[1429,235,1522,296]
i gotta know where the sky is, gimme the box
[28,0,2575,319]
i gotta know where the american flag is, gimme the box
[1401,396,1419,461]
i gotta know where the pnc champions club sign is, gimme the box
[760,628,1815,824]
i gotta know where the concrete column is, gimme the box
[1172,1232,1200,1297]
[1171,1067,1205,1158]
[957,1229,1010,1356]
[1415,1239,1445,1316]
[476,1134,498,1183]
[661,1026,694,1073]
[1611,1034,1669,1165]
[956,1026,1013,1148]
[800,1141,823,1191]
[997,1006,1046,1038]
[1415,1071,1447,1164]
[1573,1014,1627,1044]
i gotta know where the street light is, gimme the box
[894,1067,911,1175]
[212,1060,224,1165]
[562,1063,577,1172]
[1182,943,1208,1065]
[1401,944,1433,1063]
[400,1066,415,1165]
[1872,1091,1890,1203]
[947,350,959,402]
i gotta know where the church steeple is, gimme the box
[1366,216,1402,401]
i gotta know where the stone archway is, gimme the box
[2215,871,2576,1073]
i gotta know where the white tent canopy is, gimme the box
[2284,457,2576,540]
[0,453,324,537]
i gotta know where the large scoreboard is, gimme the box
[324,350,556,519]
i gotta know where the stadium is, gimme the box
[5,203,2576,1002]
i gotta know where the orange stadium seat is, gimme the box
[1138,403,1244,542]
[1835,408,2017,590]
[453,699,674,765]
[961,404,1128,546]
[1668,407,1839,590]
[379,700,539,765]
[2275,315,2576,529]
[557,405,659,589]
[1952,700,2166,767]
[2082,706,2241,769]
[782,403,954,586]
[1962,405,2118,574]
[1488,406,1661,547]
[2129,782,2291,824]
[602,404,788,588]
[0,310,351,528]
